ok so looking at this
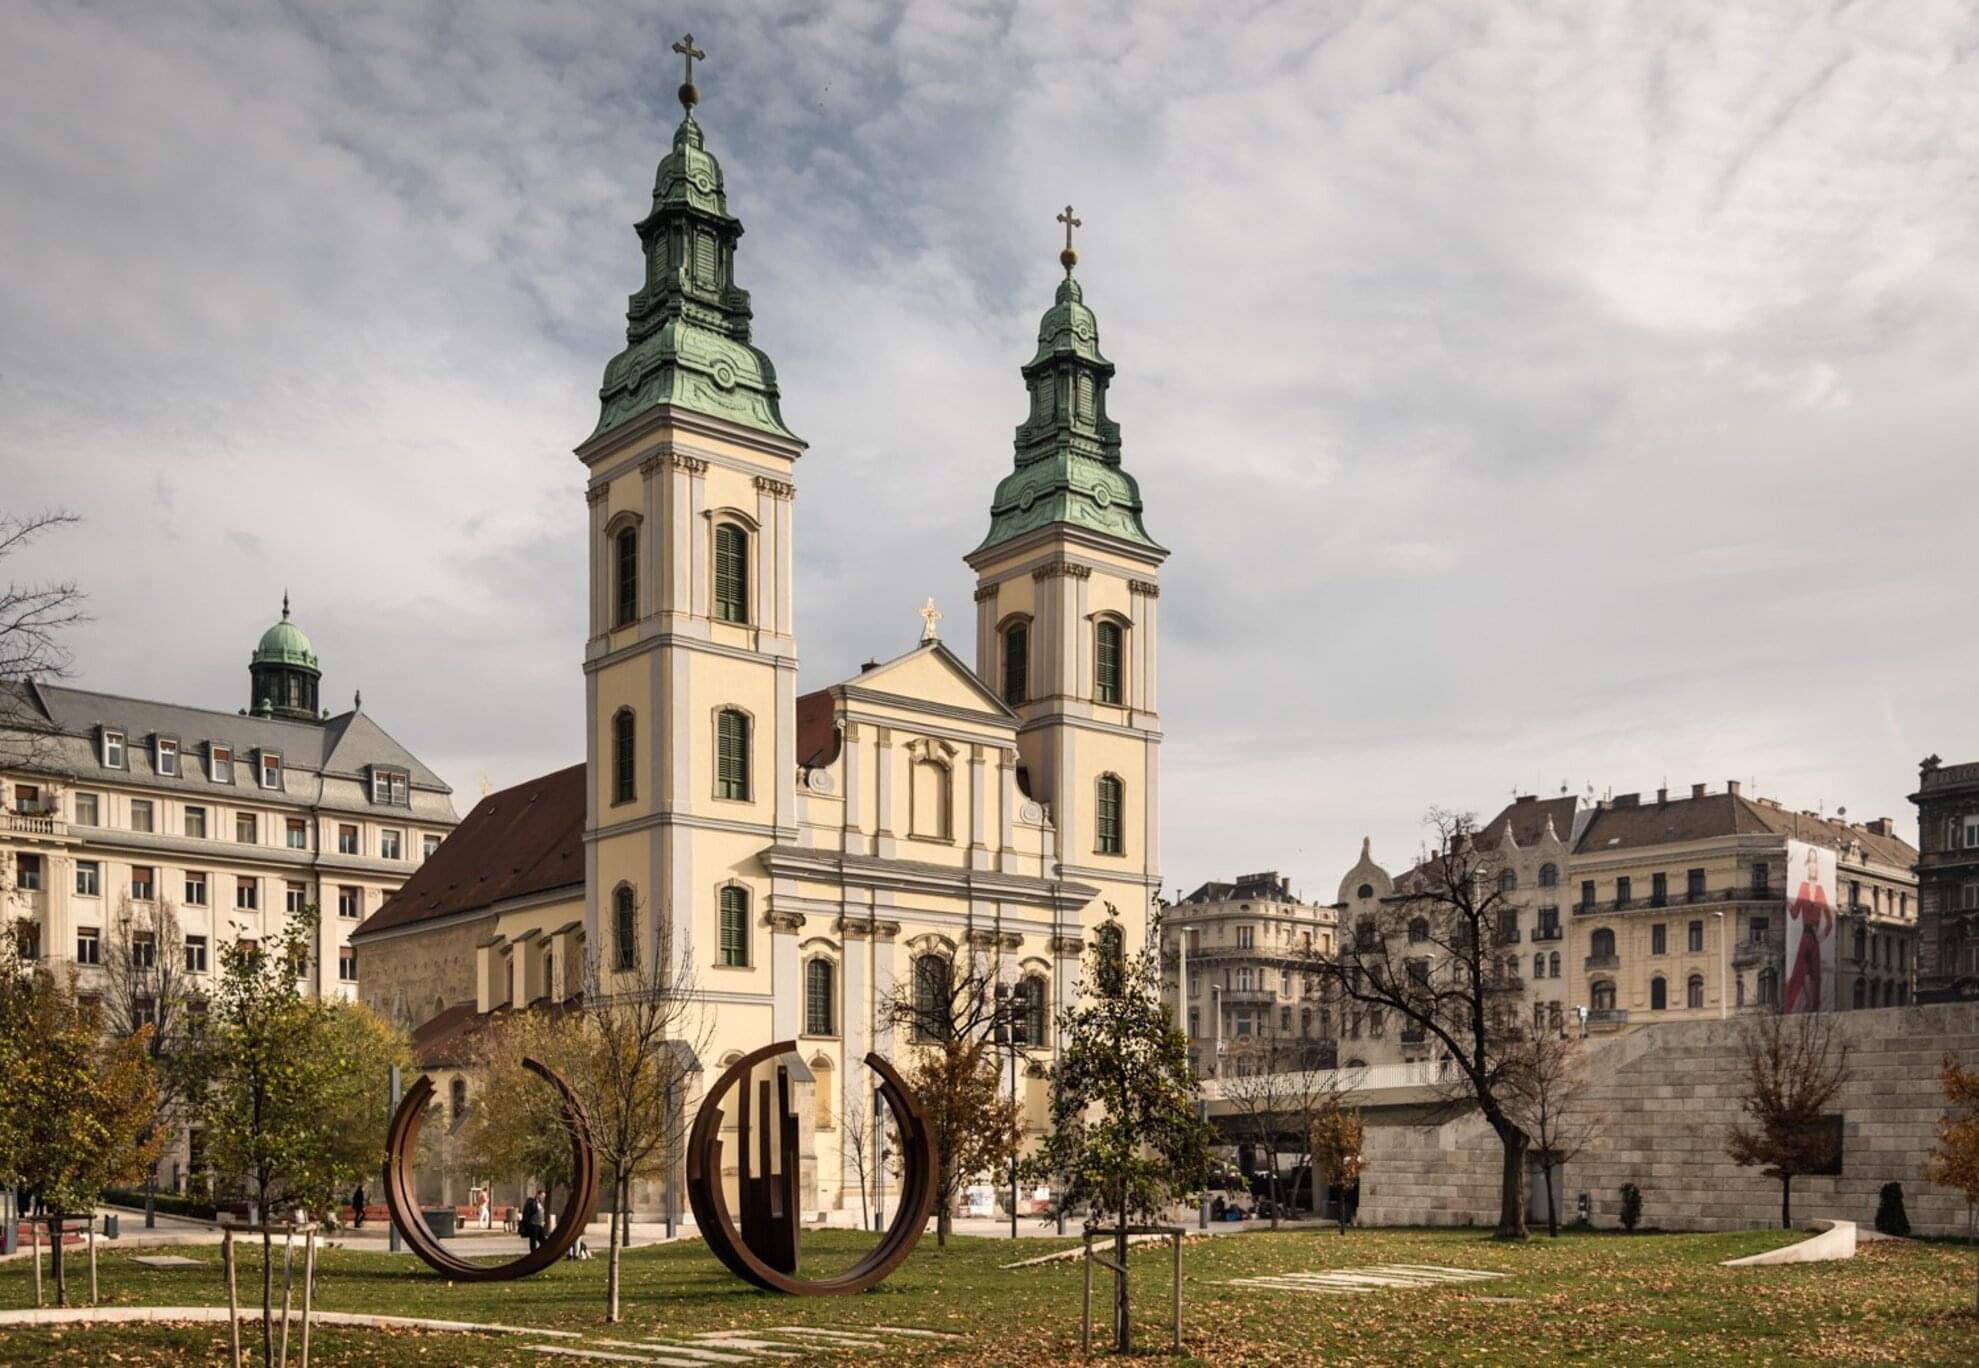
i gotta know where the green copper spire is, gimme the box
[590,38,797,444]
[976,210,1161,556]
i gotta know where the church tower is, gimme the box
[248,595,321,721]
[966,212,1166,950]
[577,39,804,985]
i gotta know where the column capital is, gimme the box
[753,475,795,499]
[639,455,664,478]
[766,910,807,934]
[835,915,871,941]
[1032,561,1092,582]
[1049,934,1085,957]
[585,484,610,506]
[1128,578,1160,597]
[874,919,902,942]
[973,582,1000,603]
[670,453,709,475]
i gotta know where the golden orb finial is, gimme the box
[673,33,706,111]
[1056,204,1083,273]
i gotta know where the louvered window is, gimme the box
[1095,621,1123,703]
[1002,622,1028,705]
[613,710,636,804]
[805,959,834,1035]
[615,526,638,627]
[614,886,637,971]
[714,523,749,623]
[716,710,750,800]
[1096,775,1124,854]
[719,886,749,967]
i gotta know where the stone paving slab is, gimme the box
[131,1254,205,1268]
[1229,1263,1508,1295]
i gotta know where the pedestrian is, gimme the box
[478,1189,491,1230]
[349,1183,367,1229]
[521,1189,547,1253]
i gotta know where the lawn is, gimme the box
[1,1224,1975,1365]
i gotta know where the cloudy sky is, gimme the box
[3,0,1974,900]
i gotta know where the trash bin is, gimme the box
[421,1208,456,1239]
[103,1212,119,1239]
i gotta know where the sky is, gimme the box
[2,0,1975,903]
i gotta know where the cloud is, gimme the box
[0,0,1972,896]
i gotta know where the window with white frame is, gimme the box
[235,811,256,844]
[156,736,179,776]
[371,769,408,806]
[184,871,207,906]
[338,824,358,855]
[15,854,43,892]
[74,859,99,896]
[258,752,282,791]
[101,729,125,768]
[236,877,258,911]
[422,834,441,859]
[73,791,98,825]
[184,805,207,839]
[338,886,360,919]
[285,882,308,914]
[338,947,358,982]
[130,865,155,901]
[209,743,233,783]
[76,927,101,965]
[286,817,307,850]
[130,799,154,833]
[185,935,208,973]
[380,829,403,861]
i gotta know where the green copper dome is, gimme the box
[976,268,1162,556]
[252,599,318,671]
[588,107,798,445]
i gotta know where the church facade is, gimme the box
[355,72,1166,1215]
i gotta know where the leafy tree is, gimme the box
[1873,1182,1910,1238]
[1724,1011,1850,1230]
[1027,908,1212,1354]
[1504,1026,1603,1237]
[1618,1182,1642,1233]
[887,943,1019,1246]
[1925,1053,1979,1312]
[0,936,160,1304]
[460,1010,580,1206]
[99,897,204,1202]
[196,908,406,1361]
[1306,811,1536,1239]
[1308,1099,1364,1235]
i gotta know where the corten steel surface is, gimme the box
[382,1056,600,1281]
[686,1040,938,1295]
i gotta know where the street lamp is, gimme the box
[1714,910,1728,1020]
[995,982,1025,1240]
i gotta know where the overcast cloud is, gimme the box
[3,0,1974,900]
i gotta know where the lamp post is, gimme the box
[1714,910,1729,1020]
[995,982,1024,1240]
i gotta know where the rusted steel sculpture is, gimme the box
[686,1040,937,1295]
[382,1056,600,1281]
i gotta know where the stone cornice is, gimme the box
[973,583,999,602]
[1032,561,1093,582]
[752,475,795,499]
[1128,579,1160,597]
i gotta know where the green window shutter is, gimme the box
[1002,622,1028,706]
[615,527,638,627]
[805,959,833,1035]
[613,711,635,804]
[1097,775,1123,854]
[614,888,637,971]
[714,524,749,623]
[717,710,750,800]
[1095,621,1122,703]
[719,886,748,966]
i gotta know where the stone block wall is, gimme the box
[1358,1002,1979,1236]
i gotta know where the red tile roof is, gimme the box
[354,763,585,938]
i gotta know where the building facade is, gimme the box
[1161,871,1337,1078]
[1912,755,1979,1002]
[356,74,1166,1217]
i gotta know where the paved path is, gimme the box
[1228,1263,1509,1295]
[530,1323,963,1364]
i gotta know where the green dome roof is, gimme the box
[252,598,319,672]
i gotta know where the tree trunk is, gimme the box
[1543,1162,1559,1238]
[1781,1174,1791,1231]
[262,1224,275,1365]
[936,1166,951,1247]
[1493,1128,1529,1241]
[607,1174,623,1323]
[1115,1211,1130,1354]
[49,1216,66,1307]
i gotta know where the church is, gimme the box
[352,52,1168,1215]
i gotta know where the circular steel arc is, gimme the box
[686,1039,938,1296]
[383,1056,600,1281]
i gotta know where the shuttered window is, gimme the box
[1002,621,1028,705]
[719,886,749,967]
[613,710,636,804]
[1095,621,1123,703]
[615,526,638,627]
[805,959,834,1035]
[716,709,750,800]
[614,886,637,971]
[1096,775,1124,854]
[714,523,749,623]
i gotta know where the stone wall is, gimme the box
[1358,1002,1979,1236]
[356,914,488,1025]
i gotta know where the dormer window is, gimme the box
[101,729,126,769]
[370,768,409,806]
[209,743,233,784]
[155,736,179,777]
[258,751,283,791]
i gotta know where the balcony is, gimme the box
[1531,926,1563,942]
[1576,888,1781,916]
[1584,953,1620,972]
[1587,1008,1630,1029]
[1218,989,1277,1007]
[1733,941,1783,970]
[1492,927,1522,946]
[0,811,65,838]
[1486,973,1525,994]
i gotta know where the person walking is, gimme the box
[350,1183,367,1229]
[520,1190,547,1252]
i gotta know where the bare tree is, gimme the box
[1220,1030,1337,1227]
[0,510,86,773]
[839,1088,903,1233]
[1304,809,1534,1239]
[885,939,1019,1246]
[1504,1026,1603,1237]
[99,898,204,1207]
[1725,1011,1850,1229]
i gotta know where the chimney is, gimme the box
[1867,817,1893,837]
[1691,783,1706,799]
[1727,780,1741,797]
[1614,793,1640,808]
[1656,787,1668,804]
[1515,794,1536,805]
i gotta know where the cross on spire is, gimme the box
[1056,204,1082,271]
[672,33,706,108]
[919,597,943,642]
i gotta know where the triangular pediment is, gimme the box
[836,640,1015,723]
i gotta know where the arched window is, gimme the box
[1002,620,1029,706]
[1687,974,1705,1009]
[1533,952,1546,979]
[1498,869,1518,892]
[716,709,751,800]
[805,959,835,1035]
[1590,928,1616,959]
[718,885,749,967]
[912,953,952,1041]
[614,524,639,627]
[1591,980,1616,1012]
[450,1077,468,1122]
[1094,620,1124,704]
[613,885,638,971]
[612,709,636,804]
[1095,775,1124,855]
[1650,976,1667,1010]
[1548,951,1561,978]
[1408,918,1429,944]
[1358,883,1374,900]
[1538,863,1558,888]
[713,522,749,623]
[1757,968,1778,1006]
[1018,973,1049,1046]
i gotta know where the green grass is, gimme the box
[1,1224,1976,1364]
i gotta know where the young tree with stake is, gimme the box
[1724,1011,1850,1229]
[1504,1024,1603,1237]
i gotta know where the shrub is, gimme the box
[1874,1182,1911,1237]
[101,1188,219,1221]
[1619,1182,1642,1233]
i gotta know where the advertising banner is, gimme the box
[1782,839,1836,1014]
